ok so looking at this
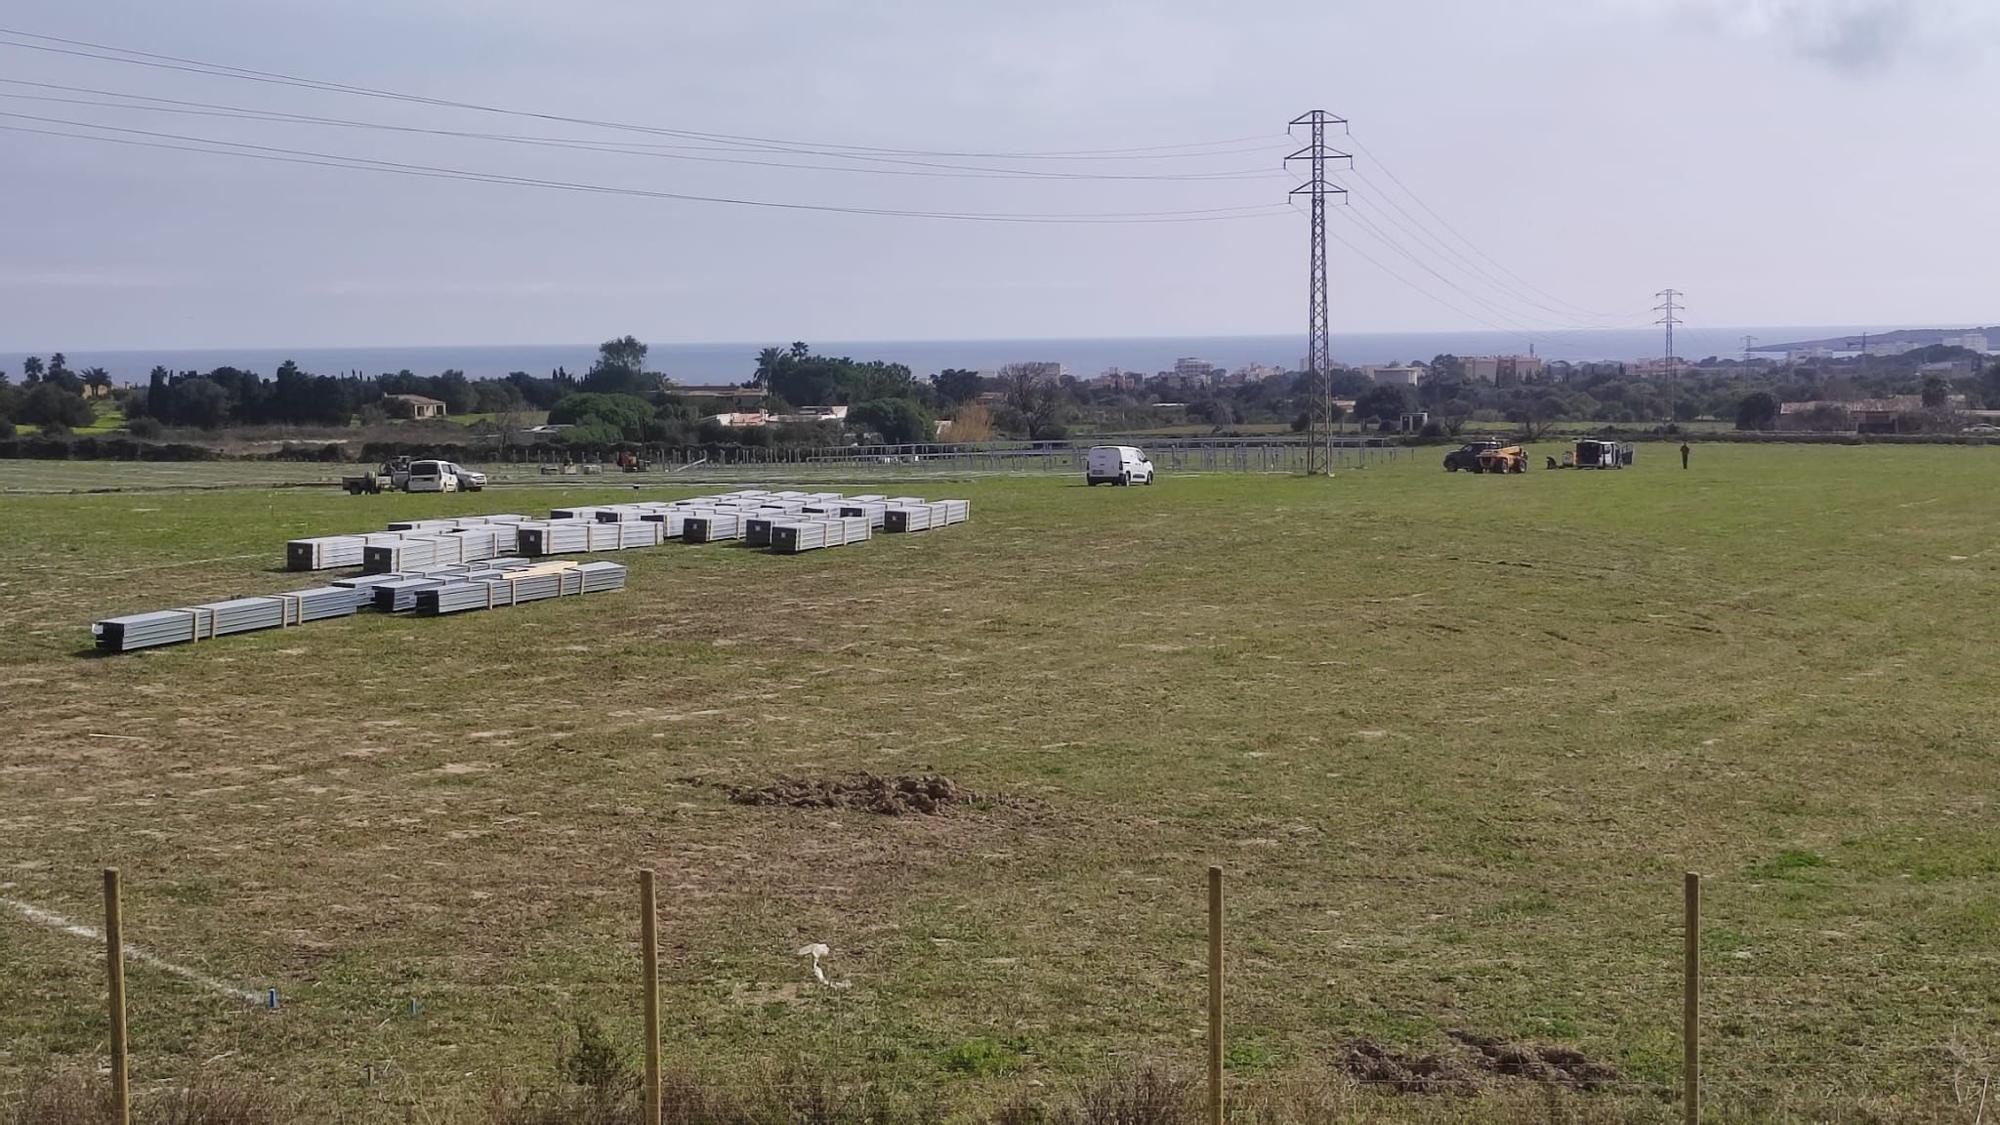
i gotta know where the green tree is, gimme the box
[1352,384,1410,423]
[1921,373,1950,408]
[548,392,655,440]
[16,383,96,431]
[1736,391,1780,431]
[174,378,231,429]
[581,336,655,397]
[848,398,936,444]
[21,356,43,385]
[935,368,984,405]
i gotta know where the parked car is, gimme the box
[405,459,461,493]
[1086,445,1155,486]
[1443,440,1501,472]
[447,462,488,491]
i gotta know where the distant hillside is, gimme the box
[1756,327,1997,353]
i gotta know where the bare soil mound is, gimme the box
[1448,1030,1621,1091]
[722,773,994,816]
[1341,1040,1483,1095]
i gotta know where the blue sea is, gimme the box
[0,326,1900,385]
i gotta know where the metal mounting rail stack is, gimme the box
[415,561,626,616]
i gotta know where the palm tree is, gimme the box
[753,346,785,391]
[83,367,113,396]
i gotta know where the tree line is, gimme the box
[6,336,1997,444]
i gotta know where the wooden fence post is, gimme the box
[1684,871,1701,1125]
[640,869,662,1125]
[103,868,130,1125]
[1208,865,1224,1125]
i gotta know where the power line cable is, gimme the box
[0,28,1282,162]
[1334,205,1619,349]
[0,81,1290,183]
[0,113,1295,224]
[1348,188,1647,325]
[1346,131,1626,320]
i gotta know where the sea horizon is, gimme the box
[0,324,1967,385]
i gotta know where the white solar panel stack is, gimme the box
[883,500,969,533]
[768,516,871,554]
[743,516,780,547]
[548,506,613,521]
[363,534,475,573]
[883,503,941,533]
[838,501,888,528]
[92,600,276,652]
[721,489,769,499]
[682,512,745,543]
[286,532,407,571]
[516,519,664,556]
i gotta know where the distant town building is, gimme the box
[704,405,849,427]
[675,385,765,412]
[1361,364,1424,387]
[1457,355,1545,384]
[1778,394,1970,433]
[381,393,447,419]
[1231,362,1281,384]
[1002,361,1066,382]
[1942,332,1991,353]
[1173,357,1222,384]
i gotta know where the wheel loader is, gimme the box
[1473,445,1528,474]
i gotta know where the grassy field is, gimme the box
[2,447,1999,1122]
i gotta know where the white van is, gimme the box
[1086,445,1155,486]
[404,460,460,493]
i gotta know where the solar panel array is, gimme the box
[95,488,969,653]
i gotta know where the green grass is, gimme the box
[2,446,1999,1121]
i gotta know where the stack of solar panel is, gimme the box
[517,519,664,556]
[934,499,971,525]
[548,506,612,521]
[364,534,471,573]
[769,516,872,554]
[682,512,744,543]
[838,501,889,528]
[286,532,407,571]
[885,502,948,532]
[452,526,517,561]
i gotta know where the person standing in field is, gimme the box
[1680,442,1691,470]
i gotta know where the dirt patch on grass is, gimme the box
[1341,1033,1620,1096]
[1448,1030,1621,1092]
[719,772,1011,816]
[1341,1040,1483,1094]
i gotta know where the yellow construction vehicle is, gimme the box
[1473,445,1528,474]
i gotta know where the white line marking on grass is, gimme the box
[2,896,266,1004]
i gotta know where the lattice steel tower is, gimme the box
[1288,111,1350,474]
[1655,288,1683,378]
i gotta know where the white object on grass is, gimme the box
[2,896,265,1004]
[795,942,848,988]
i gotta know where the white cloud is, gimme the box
[1626,0,2000,72]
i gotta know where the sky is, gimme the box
[1,0,1996,351]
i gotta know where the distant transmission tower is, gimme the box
[1654,289,1683,378]
[1741,334,1757,364]
[1287,110,1350,474]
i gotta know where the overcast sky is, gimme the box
[1,0,1995,351]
